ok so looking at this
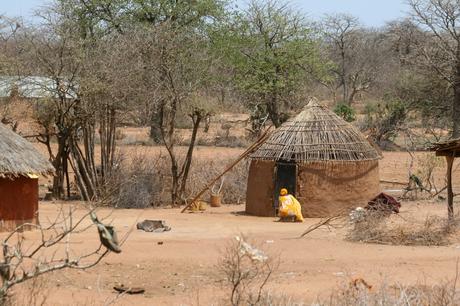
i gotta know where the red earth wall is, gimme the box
[0,177,39,230]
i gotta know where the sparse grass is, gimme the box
[315,278,460,306]
[8,275,49,306]
[214,136,250,148]
[347,211,457,246]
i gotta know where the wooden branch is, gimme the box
[380,180,408,186]
[22,133,57,139]
[299,214,344,238]
[431,186,448,198]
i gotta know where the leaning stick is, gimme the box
[298,215,343,238]
[181,127,273,213]
[430,186,447,198]
[380,180,408,186]
[298,209,349,238]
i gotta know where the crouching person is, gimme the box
[278,188,304,222]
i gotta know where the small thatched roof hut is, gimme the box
[0,123,54,230]
[246,99,381,218]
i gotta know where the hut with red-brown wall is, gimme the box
[246,99,381,218]
[0,123,54,231]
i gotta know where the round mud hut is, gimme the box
[246,99,381,218]
[0,124,54,231]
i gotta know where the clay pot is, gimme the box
[210,194,222,207]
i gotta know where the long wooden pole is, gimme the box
[181,127,272,213]
[447,155,455,221]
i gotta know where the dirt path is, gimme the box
[11,200,460,305]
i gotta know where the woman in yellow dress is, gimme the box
[278,188,304,222]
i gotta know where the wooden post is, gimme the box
[446,155,455,221]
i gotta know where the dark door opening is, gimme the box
[273,161,297,211]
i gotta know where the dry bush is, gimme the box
[402,153,444,200]
[107,151,169,208]
[218,236,278,306]
[215,136,250,148]
[223,161,249,204]
[0,204,120,304]
[182,135,250,148]
[104,149,248,208]
[316,278,460,306]
[235,293,302,306]
[187,159,249,205]
[416,153,444,191]
[347,212,454,246]
[8,275,49,306]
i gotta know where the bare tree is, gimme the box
[0,16,22,131]
[408,0,460,138]
[385,19,423,64]
[18,17,82,199]
[321,14,388,105]
[11,1,134,202]
[321,14,360,103]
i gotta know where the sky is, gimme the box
[291,0,408,26]
[0,0,47,20]
[1,0,408,26]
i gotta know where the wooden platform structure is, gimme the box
[430,138,460,220]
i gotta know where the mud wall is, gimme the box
[297,160,380,218]
[0,177,39,231]
[245,160,276,217]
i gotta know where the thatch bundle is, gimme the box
[429,137,460,155]
[251,99,380,162]
[0,124,54,178]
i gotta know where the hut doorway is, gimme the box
[274,162,297,210]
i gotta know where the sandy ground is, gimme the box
[6,199,460,306]
[7,118,460,305]
[18,146,460,305]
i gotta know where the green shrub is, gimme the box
[334,103,356,122]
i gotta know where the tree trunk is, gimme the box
[341,43,348,103]
[99,105,117,183]
[69,139,97,201]
[267,93,281,128]
[158,95,181,206]
[63,149,71,198]
[170,155,180,206]
[149,108,163,143]
[52,136,67,199]
[178,112,203,200]
[348,87,357,106]
[82,122,98,189]
[446,155,454,221]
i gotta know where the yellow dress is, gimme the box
[278,194,304,222]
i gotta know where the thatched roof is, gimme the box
[251,99,381,162]
[429,137,460,157]
[0,124,54,177]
